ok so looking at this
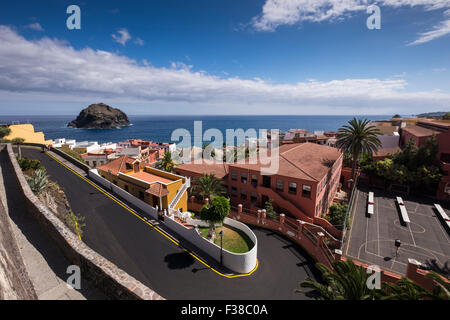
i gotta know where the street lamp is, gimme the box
[395,239,401,258]
[219,230,224,266]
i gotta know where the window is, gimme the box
[288,182,297,194]
[231,187,237,196]
[262,175,271,188]
[93,161,97,167]
[250,192,258,203]
[139,191,145,200]
[231,171,237,181]
[251,175,258,188]
[302,184,312,198]
[276,179,284,191]
[241,172,247,184]
[240,189,247,200]
[113,180,118,185]
[124,185,129,192]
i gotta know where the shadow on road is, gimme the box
[164,252,196,269]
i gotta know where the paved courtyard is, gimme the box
[343,185,450,276]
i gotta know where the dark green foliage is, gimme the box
[191,173,227,200]
[443,112,450,120]
[18,157,43,172]
[325,203,348,229]
[264,198,277,220]
[362,136,442,194]
[299,260,382,300]
[0,127,11,139]
[336,118,382,183]
[200,196,230,225]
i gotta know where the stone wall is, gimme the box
[6,144,163,300]
[0,192,37,300]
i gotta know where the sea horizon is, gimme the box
[0,114,394,144]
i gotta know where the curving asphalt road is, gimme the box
[21,147,319,299]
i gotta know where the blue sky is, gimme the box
[0,0,449,115]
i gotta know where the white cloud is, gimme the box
[134,37,145,46]
[408,18,450,45]
[112,28,131,46]
[25,22,44,32]
[251,0,450,31]
[0,25,448,113]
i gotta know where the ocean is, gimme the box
[0,115,391,144]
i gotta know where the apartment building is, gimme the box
[175,142,343,220]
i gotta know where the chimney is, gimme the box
[133,160,140,173]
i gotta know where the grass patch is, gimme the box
[198,225,254,253]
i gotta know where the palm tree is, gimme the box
[12,137,25,159]
[381,272,450,300]
[298,259,381,300]
[155,151,175,172]
[191,173,227,200]
[336,118,381,185]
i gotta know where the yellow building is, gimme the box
[4,124,52,146]
[97,155,188,212]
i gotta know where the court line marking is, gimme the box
[44,151,258,279]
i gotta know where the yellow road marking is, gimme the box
[45,151,258,278]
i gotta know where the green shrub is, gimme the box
[64,210,86,238]
[18,157,43,172]
[325,203,348,229]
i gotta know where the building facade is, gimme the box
[175,142,343,220]
[97,156,189,212]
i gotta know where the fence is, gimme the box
[340,174,360,251]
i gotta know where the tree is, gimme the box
[264,198,277,220]
[336,118,382,185]
[442,112,450,120]
[191,173,226,200]
[325,203,348,229]
[392,114,401,118]
[199,196,230,240]
[298,259,382,300]
[155,151,175,172]
[11,137,25,159]
[0,127,11,139]
[381,272,449,300]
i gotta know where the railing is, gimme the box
[322,240,335,264]
[302,226,318,245]
[340,174,359,250]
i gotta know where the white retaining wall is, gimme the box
[88,169,158,219]
[89,169,257,274]
[165,215,257,274]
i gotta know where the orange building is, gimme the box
[97,156,189,212]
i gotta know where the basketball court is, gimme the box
[343,185,450,275]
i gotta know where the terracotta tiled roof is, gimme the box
[231,142,341,182]
[145,184,169,197]
[97,155,134,175]
[175,161,229,179]
[402,125,441,137]
[127,171,173,184]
